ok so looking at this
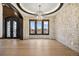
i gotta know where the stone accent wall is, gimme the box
[55,3,79,52]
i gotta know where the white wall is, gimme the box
[55,3,79,52]
[0,4,3,37]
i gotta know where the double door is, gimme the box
[4,17,20,38]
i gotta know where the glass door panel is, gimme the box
[13,21,17,37]
[7,21,11,37]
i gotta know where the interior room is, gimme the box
[0,3,79,56]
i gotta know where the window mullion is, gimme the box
[35,20,37,34]
[42,20,43,35]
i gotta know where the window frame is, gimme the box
[43,20,49,35]
[29,19,49,35]
[29,20,36,35]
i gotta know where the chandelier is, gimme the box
[36,4,44,20]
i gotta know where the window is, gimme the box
[43,21,49,34]
[30,21,35,34]
[37,21,42,34]
[29,20,49,35]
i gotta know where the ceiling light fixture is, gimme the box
[36,4,45,20]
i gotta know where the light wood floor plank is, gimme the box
[0,39,79,56]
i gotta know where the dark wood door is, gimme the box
[5,17,20,39]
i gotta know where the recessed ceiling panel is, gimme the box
[17,3,63,15]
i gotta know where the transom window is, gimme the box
[29,20,49,35]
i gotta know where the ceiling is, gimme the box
[17,3,63,16]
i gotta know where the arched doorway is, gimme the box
[3,3,23,40]
[4,16,20,38]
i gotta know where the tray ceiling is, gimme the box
[17,3,63,16]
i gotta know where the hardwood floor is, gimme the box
[0,39,79,56]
